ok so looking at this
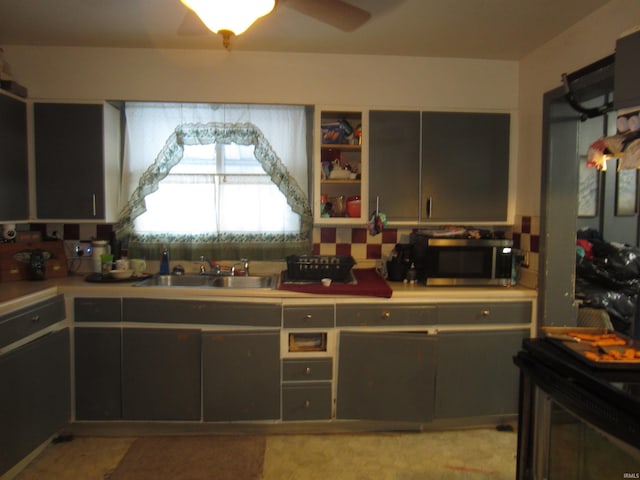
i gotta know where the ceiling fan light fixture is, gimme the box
[180,0,276,37]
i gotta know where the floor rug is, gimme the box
[109,435,265,480]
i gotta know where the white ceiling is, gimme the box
[0,0,611,60]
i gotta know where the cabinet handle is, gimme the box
[381,311,391,319]
[92,194,97,217]
[31,315,40,322]
[305,367,312,375]
[480,309,490,316]
[304,314,313,320]
[303,400,311,408]
[426,196,433,219]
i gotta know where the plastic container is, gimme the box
[347,196,361,217]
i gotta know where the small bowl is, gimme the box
[110,269,133,280]
[321,278,332,287]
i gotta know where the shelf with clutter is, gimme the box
[316,110,366,223]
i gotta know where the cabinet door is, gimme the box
[435,329,528,419]
[369,110,421,221]
[122,328,201,420]
[421,111,510,221]
[337,331,436,422]
[0,92,29,221]
[75,327,121,420]
[614,30,640,109]
[34,103,105,220]
[0,329,70,476]
[202,331,280,421]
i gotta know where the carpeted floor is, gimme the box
[13,429,517,480]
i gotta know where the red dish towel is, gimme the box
[278,268,393,298]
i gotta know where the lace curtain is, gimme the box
[115,102,312,261]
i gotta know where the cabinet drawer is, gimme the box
[282,383,332,421]
[0,295,65,348]
[336,304,436,327]
[74,297,121,322]
[438,302,532,325]
[283,306,334,328]
[123,298,281,327]
[283,358,333,381]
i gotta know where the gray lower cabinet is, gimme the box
[75,327,122,420]
[74,297,122,323]
[122,328,201,421]
[123,298,281,327]
[434,329,529,419]
[202,330,280,421]
[282,358,333,421]
[0,329,70,476]
[337,331,437,422]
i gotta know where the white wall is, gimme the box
[5,46,518,112]
[517,0,640,217]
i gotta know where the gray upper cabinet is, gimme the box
[421,111,510,222]
[369,110,421,221]
[33,102,121,221]
[614,29,640,110]
[369,110,510,223]
[0,91,29,222]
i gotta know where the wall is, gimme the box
[4,44,521,268]
[516,0,640,288]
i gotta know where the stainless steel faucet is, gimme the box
[199,256,221,275]
[231,258,250,276]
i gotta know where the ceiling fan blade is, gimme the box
[283,0,371,32]
[177,9,211,36]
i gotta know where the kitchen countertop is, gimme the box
[1,270,537,314]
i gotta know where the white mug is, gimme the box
[115,258,130,271]
[130,258,147,275]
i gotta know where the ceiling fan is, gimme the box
[178,0,372,48]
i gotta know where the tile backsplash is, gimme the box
[21,220,540,288]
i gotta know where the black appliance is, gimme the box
[29,249,46,281]
[386,244,413,281]
[410,236,515,286]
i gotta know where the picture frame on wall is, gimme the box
[578,157,599,217]
[615,166,638,216]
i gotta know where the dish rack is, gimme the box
[286,255,355,281]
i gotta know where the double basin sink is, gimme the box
[136,273,279,290]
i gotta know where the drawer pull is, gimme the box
[480,309,491,316]
[304,314,313,320]
[303,400,311,408]
[381,311,391,319]
[305,367,312,375]
[31,315,40,322]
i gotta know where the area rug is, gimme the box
[109,435,265,480]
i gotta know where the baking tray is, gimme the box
[542,326,640,370]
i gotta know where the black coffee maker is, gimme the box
[29,249,46,281]
[386,244,413,281]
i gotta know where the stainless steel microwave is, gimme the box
[411,237,515,286]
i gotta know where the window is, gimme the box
[116,103,312,260]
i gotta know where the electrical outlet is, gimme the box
[64,240,93,257]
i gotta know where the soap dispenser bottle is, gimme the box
[159,245,170,275]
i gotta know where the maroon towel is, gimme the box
[278,268,392,298]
